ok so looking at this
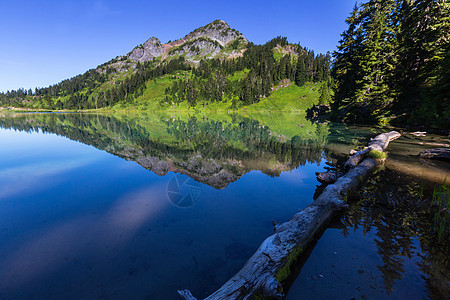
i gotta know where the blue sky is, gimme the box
[0,0,356,92]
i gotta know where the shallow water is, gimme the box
[0,112,448,299]
[287,168,449,299]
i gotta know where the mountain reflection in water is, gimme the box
[0,112,329,189]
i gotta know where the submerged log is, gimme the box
[345,131,401,168]
[178,131,400,300]
[418,148,450,162]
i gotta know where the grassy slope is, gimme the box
[5,79,321,114]
[244,82,320,112]
[109,74,321,113]
[228,69,250,82]
[113,75,176,111]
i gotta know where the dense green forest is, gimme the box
[164,37,331,106]
[332,0,449,129]
[0,37,331,110]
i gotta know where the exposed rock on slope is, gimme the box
[128,37,164,62]
[167,38,223,60]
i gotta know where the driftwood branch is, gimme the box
[345,131,401,168]
[409,131,426,137]
[178,131,401,300]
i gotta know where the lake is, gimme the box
[0,112,448,299]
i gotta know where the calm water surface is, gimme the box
[0,112,448,299]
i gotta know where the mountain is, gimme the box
[98,20,248,74]
[0,20,331,112]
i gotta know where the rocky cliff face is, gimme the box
[98,20,247,76]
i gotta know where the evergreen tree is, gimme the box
[295,57,307,86]
[332,0,449,128]
[319,82,331,105]
[333,3,365,111]
[355,0,397,117]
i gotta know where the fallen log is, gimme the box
[418,148,450,162]
[345,131,401,168]
[344,148,370,168]
[178,131,401,300]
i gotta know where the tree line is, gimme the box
[0,56,190,109]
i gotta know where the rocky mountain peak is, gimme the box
[126,20,247,64]
[170,19,246,47]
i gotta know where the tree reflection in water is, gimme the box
[341,168,449,299]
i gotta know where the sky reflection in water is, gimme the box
[0,113,447,299]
